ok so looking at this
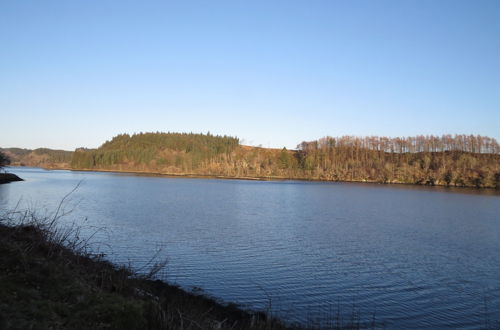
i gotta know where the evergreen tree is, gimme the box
[0,151,10,170]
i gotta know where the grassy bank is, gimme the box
[0,213,292,330]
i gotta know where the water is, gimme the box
[1,167,499,328]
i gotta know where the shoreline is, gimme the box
[31,165,500,190]
[0,219,295,329]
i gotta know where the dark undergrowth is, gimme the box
[0,211,285,330]
[0,173,23,184]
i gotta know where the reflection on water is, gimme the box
[1,167,500,328]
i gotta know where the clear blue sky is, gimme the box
[1,0,499,150]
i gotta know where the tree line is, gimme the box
[71,132,240,170]
[0,148,73,169]
[298,134,499,154]
[292,135,499,188]
[2,133,498,188]
[68,132,499,188]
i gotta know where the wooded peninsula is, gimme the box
[2,132,499,188]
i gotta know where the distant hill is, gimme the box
[70,132,500,189]
[1,147,73,169]
[71,132,240,171]
[2,132,498,188]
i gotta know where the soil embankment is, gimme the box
[0,221,290,329]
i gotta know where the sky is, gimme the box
[1,0,499,150]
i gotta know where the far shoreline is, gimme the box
[9,165,500,192]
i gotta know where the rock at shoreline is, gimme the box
[0,173,24,184]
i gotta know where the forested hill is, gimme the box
[70,132,500,189]
[71,132,240,169]
[1,148,73,169]
[295,135,499,188]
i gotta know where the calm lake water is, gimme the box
[1,167,499,328]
